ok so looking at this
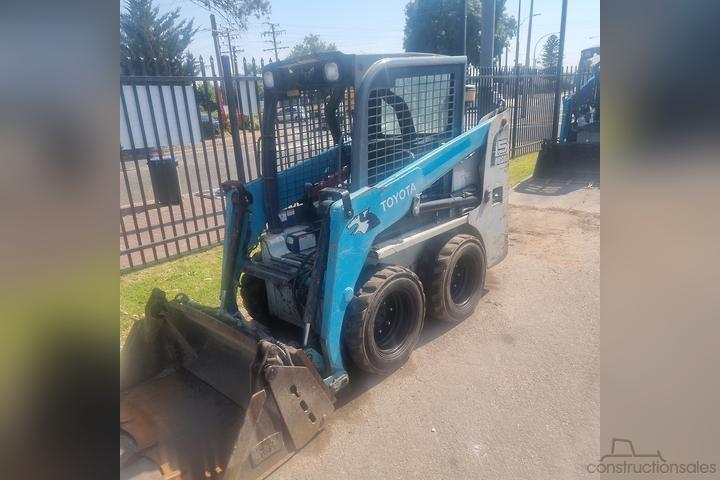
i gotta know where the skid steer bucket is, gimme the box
[120,290,335,480]
[533,141,600,180]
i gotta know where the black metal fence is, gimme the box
[120,60,592,271]
[120,55,269,271]
[465,65,593,156]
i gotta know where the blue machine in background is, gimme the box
[535,48,600,179]
[121,52,510,480]
[559,48,600,144]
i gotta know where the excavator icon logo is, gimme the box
[347,209,380,235]
[600,438,666,463]
[587,436,717,474]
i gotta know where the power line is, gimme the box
[280,22,403,32]
[262,22,288,61]
[207,14,248,74]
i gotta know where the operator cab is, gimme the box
[259,52,460,226]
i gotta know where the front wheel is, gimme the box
[343,265,425,375]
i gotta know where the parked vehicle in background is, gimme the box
[200,113,220,128]
[278,105,308,122]
[199,113,221,139]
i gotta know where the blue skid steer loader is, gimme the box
[534,48,600,179]
[120,52,510,480]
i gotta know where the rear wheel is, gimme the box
[343,265,425,375]
[427,234,486,323]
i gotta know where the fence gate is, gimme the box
[120,55,269,271]
[464,65,593,156]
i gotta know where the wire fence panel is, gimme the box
[121,60,592,271]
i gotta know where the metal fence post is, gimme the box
[551,0,569,141]
[511,65,520,157]
[221,55,246,182]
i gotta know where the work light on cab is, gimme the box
[323,62,339,81]
[263,71,274,88]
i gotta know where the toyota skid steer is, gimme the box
[120,52,510,479]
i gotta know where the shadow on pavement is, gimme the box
[335,307,468,409]
[335,365,384,409]
[514,174,600,197]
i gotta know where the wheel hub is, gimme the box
[449,253,479,306]
[373,292,412,353]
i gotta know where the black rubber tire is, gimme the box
[343,265,425,375]
[239,272,270,321]
[427,234,486,323]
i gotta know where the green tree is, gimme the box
[541,34,560,71]
[188,0,270,30]
[287,34,338,59]
[403,0,516,66]
[121,0,198,75]
[195,82,218,112]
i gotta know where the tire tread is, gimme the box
[427,234,485,322]
[343,265,424,374]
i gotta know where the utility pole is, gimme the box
[521,1,537,117]
[510,0,522,156]
[226,30,234,70]
[210,14,227,125]
[524,0,534,68]
[211,19,244,71]
[262,22,288,61]
[463,0,468,56]
[218,30,244,74]
[231,46,239,74]
[551,0,568,141]
[477,0,497,118]
[210,14,223,75]
[479,0,496,69]
[514,0,522,69]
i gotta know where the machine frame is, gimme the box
[219,53,510,390]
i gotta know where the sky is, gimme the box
[151,0,599,68]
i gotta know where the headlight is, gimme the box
[263,71,274,88]
[323,62,339,82]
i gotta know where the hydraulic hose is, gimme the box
[261,91,282,233]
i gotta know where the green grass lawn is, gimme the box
[120,246,224,344]
[509,151,538,187]
[120,150,539,345]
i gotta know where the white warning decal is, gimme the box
[493,137,509,166]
